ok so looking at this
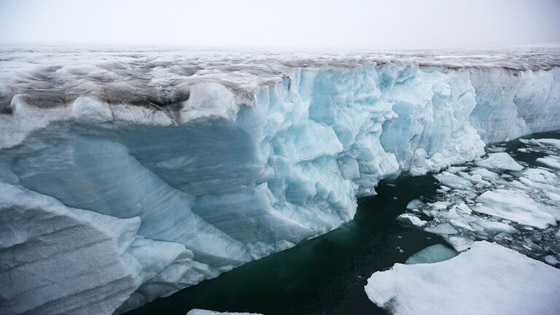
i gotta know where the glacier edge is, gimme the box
[1,58,560,314]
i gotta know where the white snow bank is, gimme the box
[365,241,560,315]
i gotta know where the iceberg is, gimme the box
[1,47,560,313]
[365,241,560,315]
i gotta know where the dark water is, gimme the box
[128,174,448,315]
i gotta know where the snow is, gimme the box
[474,152,523,171]
[365,241,560,315]
[1,47,560,313]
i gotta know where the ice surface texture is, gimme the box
[365,241,560,315]
[1,47,560,314]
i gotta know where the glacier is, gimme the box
[1,47,560,314]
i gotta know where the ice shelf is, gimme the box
[1,47,560,313]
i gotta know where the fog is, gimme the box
[1,0,559,49]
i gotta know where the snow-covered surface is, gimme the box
[1,47,560,149]
[365,241,560,315]
[187,309,262,315]
[1,47,560,313]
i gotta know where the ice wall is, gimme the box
[1,49,560,314]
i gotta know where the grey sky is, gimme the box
[0,0,559,49]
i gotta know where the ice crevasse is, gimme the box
[1,51,560,313]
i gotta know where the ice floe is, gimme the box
[365,241,560,315]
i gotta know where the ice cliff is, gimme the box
[1,48,560,314]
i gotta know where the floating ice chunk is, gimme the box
[444,235,474,251]
[397,213,427,227]
[545,190,560,201]
[475,189,556,229]
[187,309,262,315]
[537,156,560,169]
[425,223,458,235]
[365,241,560,315]
[536,138,560,149]
[433,172,472,189]
[473,220,517,234]
[544,255,559,266]
[474,152,523,171]
[428,201,450,211]
[522,168,557,183]
[438,186,450,192]
[459,172,482,183]
[450,202,472,214]
[405,244,457,265]
[406,199,425,210]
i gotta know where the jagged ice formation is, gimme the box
[1,47,560,314]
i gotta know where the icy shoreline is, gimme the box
[1,48,560,314]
